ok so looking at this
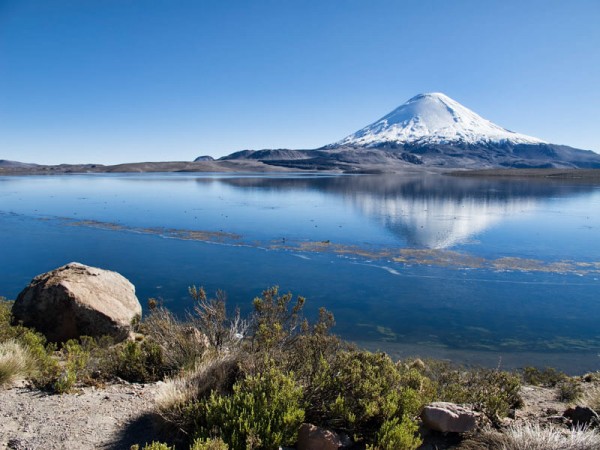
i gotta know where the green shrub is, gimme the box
[0,298,64,389]
[283,307,343,386]
[194,364,304,450]
[190,437,229,450]
[13,327,60,389]
[250,286,305,354]
[469,369,522,420]
[52,339,93,393]
[368,417,422,450]
[130,442,174,450]
[522,366,567,387]
[108,339,165,383]
[422,360,465,400]
[374,419,420,450]
[425,361,522,422]
[557,378,583,403]
[0,299,15,342]
[306,350,425,444]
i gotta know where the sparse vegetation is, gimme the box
[154,287,425,450]
[423,360,522,422]
[190,437,229,450]
[193,363,305,449]
[130,443,174,450]
[558,377,584,403]
[522,366,567,387]
[2,290,598,449]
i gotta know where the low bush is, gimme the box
[192,364,305,450]
[522,366,567,387]
[558,377,584,403]
[53,339,91,393]
[305,350,424,447]
[0,298,14,341]
[190,437,229,450]
[368,417,422,450]
[249,286,305,356]
[424,360,522,422]
[130,442,174,450]
[107,339,165,383]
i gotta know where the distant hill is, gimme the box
[193,155,215,162]
[0,160,38,168]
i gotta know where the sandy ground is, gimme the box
[0,382,164,450]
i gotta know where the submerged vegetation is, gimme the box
[1,291,599,449]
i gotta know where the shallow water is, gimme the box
[1,173,599,373]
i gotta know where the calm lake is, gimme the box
[1,173,599,373]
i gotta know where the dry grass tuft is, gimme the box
[0,339,34,387]
[582,385,600,413]
[141,307,207,372]
[460,423,600,450]
[156,353,241,424]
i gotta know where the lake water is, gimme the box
[1,173,599,373]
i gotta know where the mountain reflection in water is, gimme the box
[212,175,597,249]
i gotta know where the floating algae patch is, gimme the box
[279,239,600,276]
[33,215,600,277]
[376,326,398,342]
[63,218,242,244]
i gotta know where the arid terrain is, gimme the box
[1,378,598,450]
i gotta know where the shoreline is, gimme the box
[3,159,600,181]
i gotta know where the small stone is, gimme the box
[297,423,343,450]
[421,402,479,433]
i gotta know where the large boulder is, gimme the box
[421,402,479,433]
[12,262,142,342]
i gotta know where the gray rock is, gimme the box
[296,423,343,450]
[12,262,141,342]
[421,402,479,433]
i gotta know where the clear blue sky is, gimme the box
[1,0,599,164]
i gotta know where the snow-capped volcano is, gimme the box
[333,92,546,148]
[223,92,600,169]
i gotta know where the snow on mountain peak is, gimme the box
[334,93,546,147]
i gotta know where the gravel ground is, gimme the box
[0,380,595,450]
[0,382,164,450]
